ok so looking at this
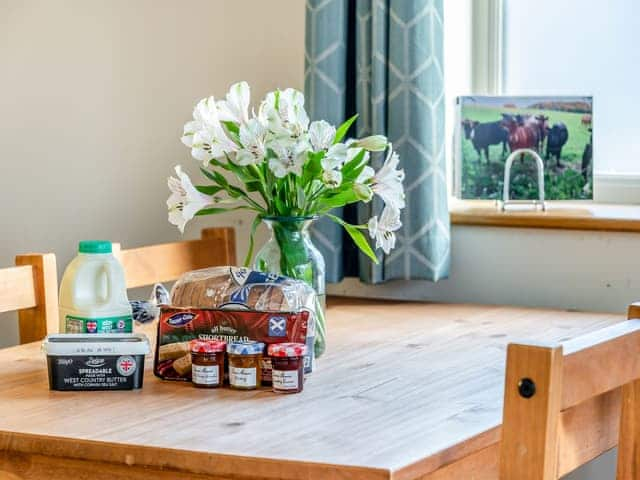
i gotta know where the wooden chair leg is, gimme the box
[499,343,563,480]
[616,379,640,479]
[15,253,58,343]
[201,227,237,265]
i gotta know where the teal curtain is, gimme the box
[305,0,450,283]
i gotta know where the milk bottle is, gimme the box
[59,241,132,333]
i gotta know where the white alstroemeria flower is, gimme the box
[181,121,200,148]
[216,81,250,125]
[322,143,349,170]
[322,168,342,188]
[183,97,238,165]
[234,118,267,166]
[368,206,402,254]
[191,125,238,165]
[180,96,221,148]
[167,166,212,233]
[259,89,309,138]
[268,139,309,178]
[352,135,388,152]
[356,165,375,184]
[309,120,336,151]
[371,145,405,209]
[279,88,309,134]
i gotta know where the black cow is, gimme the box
[546,122,569,167]
[461,119,509,163]
[581,128,593,180]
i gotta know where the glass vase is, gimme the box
[253,216,326,358]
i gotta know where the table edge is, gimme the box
[0,430,392,480]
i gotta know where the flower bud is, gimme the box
[354,135,387,152]
[354,183,373,201]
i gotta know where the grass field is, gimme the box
[460,105,592,200]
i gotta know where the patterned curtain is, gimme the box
[305,0,450,283]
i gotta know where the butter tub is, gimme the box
[43,333,150,391]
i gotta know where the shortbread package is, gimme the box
[154,307,310,382]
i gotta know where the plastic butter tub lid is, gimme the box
[42,333,150,356]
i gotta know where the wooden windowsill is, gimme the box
[450,200,640,232]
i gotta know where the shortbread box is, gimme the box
[155,307,310,382]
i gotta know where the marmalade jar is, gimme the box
[227,340,264,390]
[268,343,307,394]
[190,339,226,388]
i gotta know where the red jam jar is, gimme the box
[267,343,307,394]
[189,339,226,388]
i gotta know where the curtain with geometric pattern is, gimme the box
[305,0,450,283]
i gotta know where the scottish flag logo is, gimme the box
[268,316,287,337]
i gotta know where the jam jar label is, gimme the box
[229,366,257,387]
[192,364,219,385]
[272,369,299,390]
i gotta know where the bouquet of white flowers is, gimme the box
[168,81,405,261]
[168,82,405,357]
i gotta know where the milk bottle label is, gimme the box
[65,315,132,334]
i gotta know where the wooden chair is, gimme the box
[499,302,640,479]
[112,227,236,289]
[0,254,58,344]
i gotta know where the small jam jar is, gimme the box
[189,339,226,388]
[267,343,307,394]
[227,340,264,390]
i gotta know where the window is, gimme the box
[452,0,640,203]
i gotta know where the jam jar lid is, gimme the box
[190,339,227,353]
[268,342,308,357]
[227,340,265,355]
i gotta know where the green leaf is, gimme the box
[243,215,262,267]
[317,187,360,209]
[195,185,224,195]
[302,151,324,185]
[341,148,367,180]
[195,206,247,216]
[200,166,218,182]
[222,121,240,136]
[327,214,378,264]
[334,114,358,144]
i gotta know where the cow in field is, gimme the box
[581,128,593,180]
[461,119,509,163]
[581,114,592,126]
[534,115,549,151]
[546,122,569,167]
[501,114,539,154]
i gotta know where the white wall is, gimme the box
[0,0,304,346]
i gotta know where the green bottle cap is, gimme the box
[78,240,112,254]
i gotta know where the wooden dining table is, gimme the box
[0,298,623,479]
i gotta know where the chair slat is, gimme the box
[562,320,640,409]
[115,227,236,289]
[15,253,59,342]
[0,265,36,313]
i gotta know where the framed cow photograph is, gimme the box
[455,95,593,200]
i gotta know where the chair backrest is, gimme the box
[113,227,236,289]
[499,303,640,479]
[0,254,58,344]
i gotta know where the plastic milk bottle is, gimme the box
[59,241,132,333]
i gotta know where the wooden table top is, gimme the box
[0,298,623,480]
